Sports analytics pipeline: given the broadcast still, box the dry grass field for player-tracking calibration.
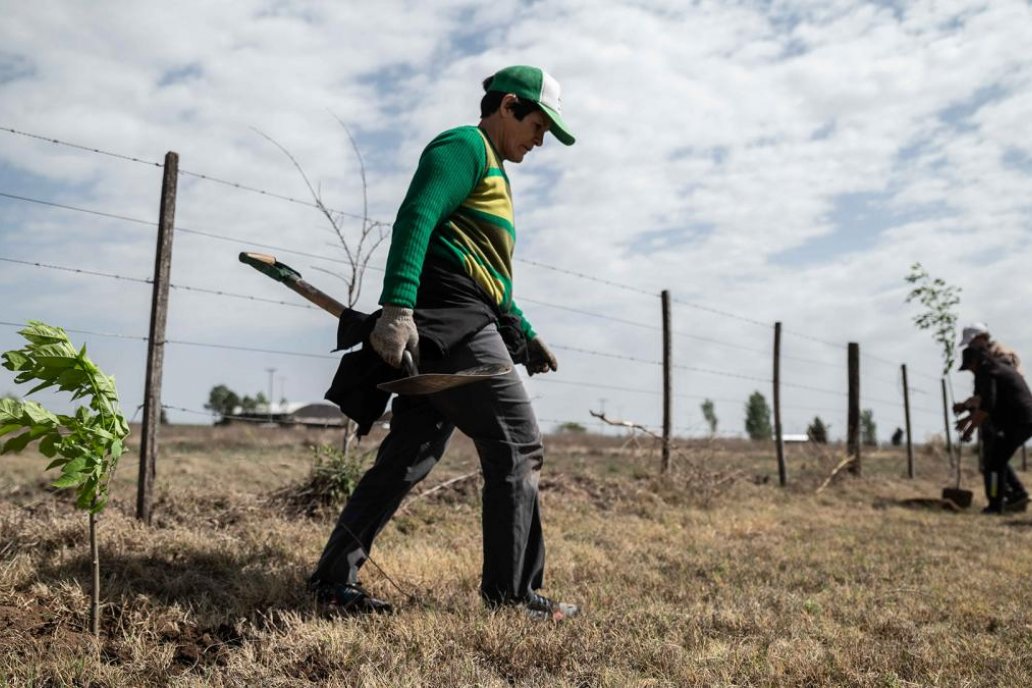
[3,423,1032,687]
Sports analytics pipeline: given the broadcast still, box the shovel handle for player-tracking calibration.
[402,349,419,377]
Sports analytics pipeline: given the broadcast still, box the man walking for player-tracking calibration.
[955,346,1032,513]
[310,66,579,621]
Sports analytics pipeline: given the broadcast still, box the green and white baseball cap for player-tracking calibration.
[487,65,575,146]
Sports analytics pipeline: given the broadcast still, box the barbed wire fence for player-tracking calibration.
[0,125,958,518]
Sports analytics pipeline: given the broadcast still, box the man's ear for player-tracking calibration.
[499,93,519,118]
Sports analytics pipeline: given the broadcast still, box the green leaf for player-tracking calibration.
[0,398,23,422]
[51,473,82,489]
[22,401,58,427]
[1,350,29,371]
[39,433,60,459]
[61,455,88,475]
[25,425,52,442]
[90,426,114,441]
[55,368,87,391]
[45,455,68,471]
[2,431,35,454]
[0,423,23,438]
[26,379,58,396]
[76,477,99,509]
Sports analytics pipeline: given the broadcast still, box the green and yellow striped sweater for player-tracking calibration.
[379,125,535,338]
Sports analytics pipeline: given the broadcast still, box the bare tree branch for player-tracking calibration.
[397,470,481,513]
[589,409,661,439]
[255,116,392,455]
[815,455,856,494]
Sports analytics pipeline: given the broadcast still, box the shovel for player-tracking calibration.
[238,252,511,395]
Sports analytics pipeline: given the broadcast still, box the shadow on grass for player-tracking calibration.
[872,497,967,512]
[37,544,312,615]
[1002,517,1032,529]
[20,544,323,673]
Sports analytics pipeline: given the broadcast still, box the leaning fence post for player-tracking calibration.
[847,342,861,475]
[137,151,179,524]
[773,322,786,486]
[901,364,914,479]
[661,289,671,474]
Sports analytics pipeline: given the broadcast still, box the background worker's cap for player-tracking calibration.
[959,322,990,347]
[486,65,575,146]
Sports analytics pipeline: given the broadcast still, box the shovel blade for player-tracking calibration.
[377,364,511,395]
[941,487,973,509]
[239,252,303,283]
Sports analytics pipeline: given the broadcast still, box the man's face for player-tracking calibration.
[501,107,550,163]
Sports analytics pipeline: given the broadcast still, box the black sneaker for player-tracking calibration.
[981,503,1004,515]
[521,592,580,622]
[315,583,393,615]
[1004,494,1030,513]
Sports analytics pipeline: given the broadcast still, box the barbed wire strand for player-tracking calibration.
[0,191,156,227]
[0,256,319,310]
[0,125,380,223]
[0,320,336,360]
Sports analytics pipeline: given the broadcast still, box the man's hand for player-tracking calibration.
[526,336,557,376]
[955,409,988,443]
[370,305,418,368]
[952,395,980,415]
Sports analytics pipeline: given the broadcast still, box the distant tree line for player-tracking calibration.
[205,384,271,421]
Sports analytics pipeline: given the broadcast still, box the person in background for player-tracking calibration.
[955,346,1032,513]
[953,323,1027,509]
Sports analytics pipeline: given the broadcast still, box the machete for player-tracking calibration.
[237,251,510,395]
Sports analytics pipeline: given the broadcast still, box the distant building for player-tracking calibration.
[224,401,346,427]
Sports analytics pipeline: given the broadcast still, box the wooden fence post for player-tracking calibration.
[137,151,179,524]
[847,342,861,475]
[773,322,786,486]
[661,290,671,474]
[901,364,914,479]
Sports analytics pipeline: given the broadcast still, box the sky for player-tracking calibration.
[2,0,1031,446]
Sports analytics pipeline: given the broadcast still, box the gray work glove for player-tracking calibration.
[370,305,418,369]
[526,336,558,376]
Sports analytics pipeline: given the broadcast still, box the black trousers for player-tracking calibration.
[983,423,1032,506]
[310,325,546,604]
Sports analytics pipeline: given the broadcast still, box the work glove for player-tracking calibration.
[525,336,557,376]
[955,415,976,443]
[369,305,418,369]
